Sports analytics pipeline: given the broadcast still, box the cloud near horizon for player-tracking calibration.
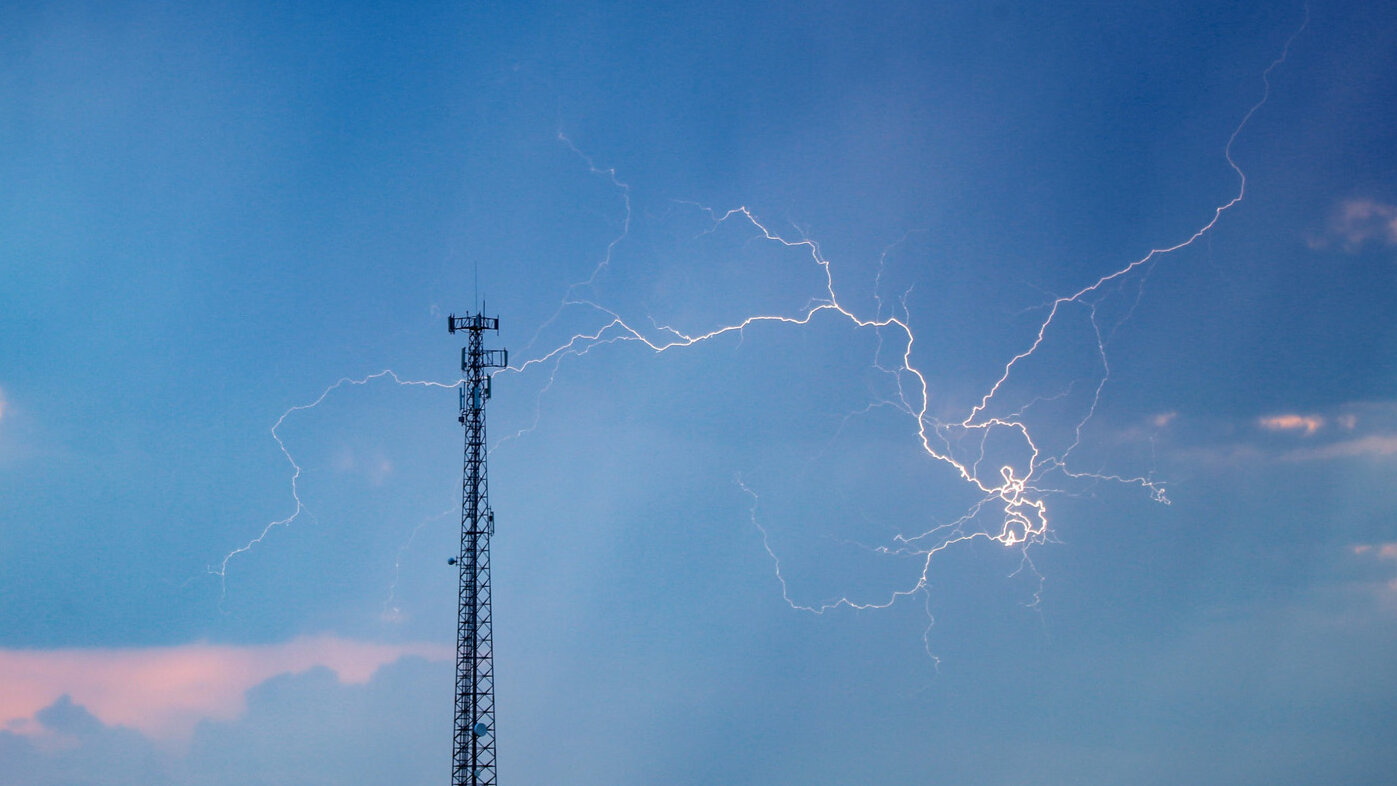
[0,635,450,741]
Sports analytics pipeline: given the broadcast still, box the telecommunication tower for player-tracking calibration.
[447,312,507,786]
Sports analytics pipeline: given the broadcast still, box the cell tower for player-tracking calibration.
[447,312,507,786]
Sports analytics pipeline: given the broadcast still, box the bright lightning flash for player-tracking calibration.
[214,14,1304,638]
[501,20,1305,619]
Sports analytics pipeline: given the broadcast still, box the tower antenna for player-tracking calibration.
[446,311,508,785]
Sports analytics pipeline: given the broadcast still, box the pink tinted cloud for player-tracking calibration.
[1352,543,1397,558]
[0,635,450,740]
[1259,413,1325,436]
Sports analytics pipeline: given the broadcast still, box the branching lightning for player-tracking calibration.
[211,371,462,600]
[494,17,1307,620]
[213,12,1306,642]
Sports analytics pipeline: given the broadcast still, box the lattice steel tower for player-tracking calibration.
[448,312,507,786]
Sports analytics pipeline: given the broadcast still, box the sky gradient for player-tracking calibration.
[3,1,1396,784]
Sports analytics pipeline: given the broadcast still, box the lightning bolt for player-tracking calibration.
[494,12,1307,623]
[214,10,1307,644]
[211,370,461,602]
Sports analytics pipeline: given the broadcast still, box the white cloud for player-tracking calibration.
[332,448,395,486]
[1310,198,1397,252]
[1151,411,1178,429]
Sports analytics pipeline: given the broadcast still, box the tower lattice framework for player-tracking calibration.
[448,312,507,786]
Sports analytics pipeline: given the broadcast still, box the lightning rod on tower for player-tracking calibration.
[448,312,507,786]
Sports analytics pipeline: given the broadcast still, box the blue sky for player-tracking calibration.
[2,1,1396,783]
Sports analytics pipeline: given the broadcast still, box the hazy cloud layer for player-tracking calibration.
[0,657,451,786]
[0,636,449,740]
